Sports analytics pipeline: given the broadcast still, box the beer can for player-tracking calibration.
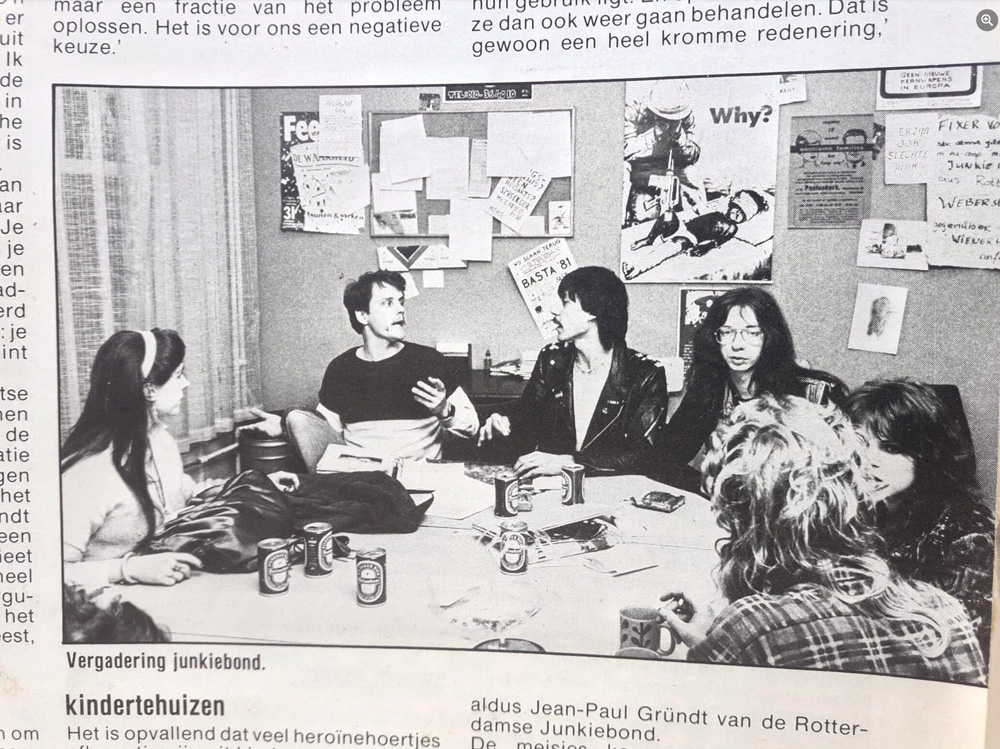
[258,538,290,596]
[499,520,529,575]
[303,522,334,578]
[356,548,387,607]
[494,471,520,517]
[561,463,585,505]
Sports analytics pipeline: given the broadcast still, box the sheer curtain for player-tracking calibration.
[55,88,261,448]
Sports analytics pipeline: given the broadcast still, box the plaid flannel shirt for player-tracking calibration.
[689,569,986,686]
[881,500,995,661]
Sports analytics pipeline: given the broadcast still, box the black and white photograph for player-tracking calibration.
[848,282,908,355]
[55,71,996,689]
[856,219,929,271]
[619,76,778,284]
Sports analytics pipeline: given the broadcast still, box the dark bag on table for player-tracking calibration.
[285,471,434,534]
[135,469,428,573]
[135,469,301,574]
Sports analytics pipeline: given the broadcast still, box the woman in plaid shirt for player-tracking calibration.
[660,395,986,685]
[845,379,995,662]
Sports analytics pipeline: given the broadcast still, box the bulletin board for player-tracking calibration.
[368,109,575,238]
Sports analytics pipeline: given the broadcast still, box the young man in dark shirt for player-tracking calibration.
[251,270,478,468]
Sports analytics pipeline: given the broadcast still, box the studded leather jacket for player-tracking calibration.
[501,341,668,475]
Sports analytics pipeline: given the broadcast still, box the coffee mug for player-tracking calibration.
[615,646,661,660]
[619,605,675,656]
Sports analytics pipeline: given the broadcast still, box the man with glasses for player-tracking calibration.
[653,287,847,494]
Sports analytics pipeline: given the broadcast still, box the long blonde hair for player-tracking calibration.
[701,395,951,656]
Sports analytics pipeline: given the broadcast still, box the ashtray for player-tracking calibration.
[474,638,545,652]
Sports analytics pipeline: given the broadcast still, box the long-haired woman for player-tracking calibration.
[845,379,995,658]
[660,395,985,684]
[654,287,846,492]
[62,329,203,588]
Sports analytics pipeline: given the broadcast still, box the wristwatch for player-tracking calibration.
[440,402,456,421]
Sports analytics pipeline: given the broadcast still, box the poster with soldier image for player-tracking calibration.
[620,77,780,284]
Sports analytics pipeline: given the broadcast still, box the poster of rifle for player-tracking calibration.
[620,77,779,284]
[280,111,368,234]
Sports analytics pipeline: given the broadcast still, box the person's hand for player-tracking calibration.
[268,471,300,492]
[513,451,573,480]
[123,553,202,586]
[477,413,511,445]
[241,407,283,438]
[412,377,448,418]
[658,592,715,649]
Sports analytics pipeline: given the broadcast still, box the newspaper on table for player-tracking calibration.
[11,3,1000,749]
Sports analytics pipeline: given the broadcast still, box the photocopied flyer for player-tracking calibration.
[508,238,578,339]
[788,113,878,228]
[7,3,1000,749]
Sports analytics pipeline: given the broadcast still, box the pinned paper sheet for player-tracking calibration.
[377,245,431,272]
[776,74,807,104]
[377,244,468,272]
[926,113,1000,269]
[428,215,450,235]
[372,172,418,214]
[379,174,424,191]
[318,94,363,160]
[487,171,550,232]
[486,112,534,176]
[468,138,491,198]
[856,220,929,271]
[486,112,572,178]
[381,115,431,183]
[401,271,419,299]
[289,142,369,234]
[877,66,982,111]
[548,201,572,236]
[508,238,578,339]
[848,283,907,355]
[884,113,936,185]
[449,198,493,261]
[434,244,469,269]
[499,216,546,237]
[425,137,471,200]
[527,111,573,178]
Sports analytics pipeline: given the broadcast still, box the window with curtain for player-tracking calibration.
[55,87,261,449]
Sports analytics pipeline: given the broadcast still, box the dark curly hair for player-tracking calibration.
[63,585,169,644]
[844,378,981,510]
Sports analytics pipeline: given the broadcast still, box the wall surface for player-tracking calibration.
[251,69,999,497]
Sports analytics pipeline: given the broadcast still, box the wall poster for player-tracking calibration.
[620,76,779,284]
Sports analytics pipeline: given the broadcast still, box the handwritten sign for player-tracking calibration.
[926,114,1000,270]
[487,171,550,232]
[884,113,936,185]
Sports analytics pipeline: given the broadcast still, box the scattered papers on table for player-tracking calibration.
[404,461,494,520]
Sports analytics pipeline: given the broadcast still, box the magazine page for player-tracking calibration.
[3,2,1000,748]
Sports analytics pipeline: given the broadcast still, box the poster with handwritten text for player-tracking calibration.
[926,113,1000,270]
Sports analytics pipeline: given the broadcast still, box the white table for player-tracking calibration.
[117,475,723,657]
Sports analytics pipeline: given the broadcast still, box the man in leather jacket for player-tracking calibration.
[479,266,668,478]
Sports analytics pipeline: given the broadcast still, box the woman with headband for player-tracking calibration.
[61,329,204,588]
